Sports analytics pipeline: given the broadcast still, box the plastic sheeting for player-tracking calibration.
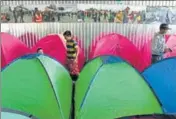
[1,32,30,68]
[142,58,176,113]
[90,33,144,71]
[32,34,85,70]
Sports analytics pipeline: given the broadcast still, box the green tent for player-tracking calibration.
[75,56,163,119]
[2,54,72,119]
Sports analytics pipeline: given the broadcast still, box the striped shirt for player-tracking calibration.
[66,39,77,59]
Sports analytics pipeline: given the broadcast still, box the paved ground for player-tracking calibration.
[3,12,176,24]
[3,13,78,23]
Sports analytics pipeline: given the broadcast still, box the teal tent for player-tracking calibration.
[1,108,38,119]
[75,56,163,119]
[2,54,72,119]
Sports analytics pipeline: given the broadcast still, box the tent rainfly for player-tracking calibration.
[2,54,72,119]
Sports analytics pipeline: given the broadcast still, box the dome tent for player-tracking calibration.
[89,33,144,71]
[142,57,176,114]
[2,54,72,119]
[1,32,30,68]
[89,32,109,59]
[75,56,164,119]
[32,34,66,65]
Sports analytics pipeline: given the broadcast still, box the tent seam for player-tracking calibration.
[37,57,65,119]
[79,64,104,110]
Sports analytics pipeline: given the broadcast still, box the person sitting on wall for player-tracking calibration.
[37,48,44,54]
[63,30,79,81]
[151,23,172,64]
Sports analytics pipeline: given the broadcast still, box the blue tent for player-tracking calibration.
[142,57,176,114]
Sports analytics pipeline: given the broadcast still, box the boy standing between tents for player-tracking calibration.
[63,30,79,81]
[63,30,79,118]
[151,23,172,63]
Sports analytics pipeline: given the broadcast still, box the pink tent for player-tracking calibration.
[32,34,85,70]
[129,33,152,50]
[165,34,171,42]
[128,33,153,70]
[91,33,143,71]
[140,40,152,70]
[1,32,30,68]
[165,35,176,58]
[18,32,40,48]
[89,32,111,59]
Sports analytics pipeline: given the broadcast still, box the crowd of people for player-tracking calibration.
[78,7,145,23]
[1,5,77,23]
[2,4,175,24]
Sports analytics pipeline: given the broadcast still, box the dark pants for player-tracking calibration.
[152,55,163,64]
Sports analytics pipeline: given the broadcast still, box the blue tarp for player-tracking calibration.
[142,58,176,114]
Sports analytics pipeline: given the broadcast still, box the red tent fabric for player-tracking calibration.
[91,33,143,71]
[18,32,40,48]
[89,32,111,59]
[165,34,171,42]
[165,35,176,58]
[32,34,85,70]
[1,32,30,68]
[129,33,152,50]
[140,40,152,70]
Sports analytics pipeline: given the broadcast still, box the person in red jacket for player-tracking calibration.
[34,10,43,23]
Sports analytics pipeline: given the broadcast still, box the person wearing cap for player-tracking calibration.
[151,23,172,63]
[63,30,79,81]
